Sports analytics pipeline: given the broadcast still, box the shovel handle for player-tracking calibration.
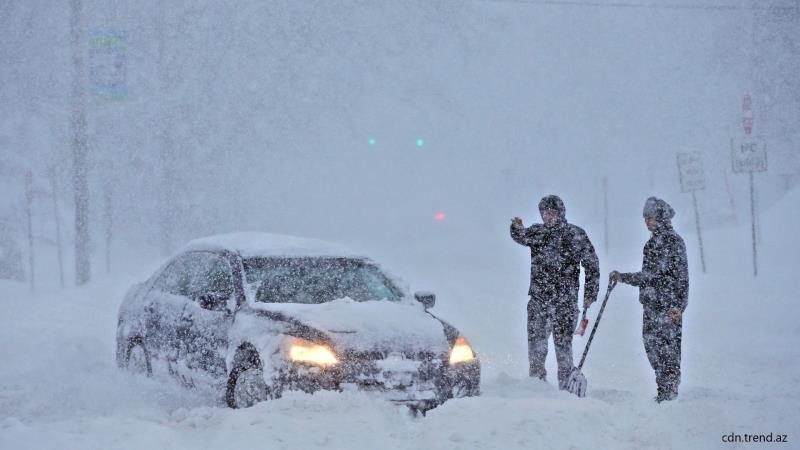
[576,278,617,371]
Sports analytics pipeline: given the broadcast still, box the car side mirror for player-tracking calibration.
[198,292,229,312]
[414,291,436,310]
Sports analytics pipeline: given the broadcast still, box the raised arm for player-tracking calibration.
[510,219,535,246]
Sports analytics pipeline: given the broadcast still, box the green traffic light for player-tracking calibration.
[369,138,376,145]
[416,138,424,147]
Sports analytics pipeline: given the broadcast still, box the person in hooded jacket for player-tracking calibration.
[511,195,599,388]
[612,197,688,402]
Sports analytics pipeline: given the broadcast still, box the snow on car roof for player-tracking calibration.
[184,232,369,259]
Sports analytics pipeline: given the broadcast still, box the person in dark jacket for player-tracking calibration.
[611,197,688,403]
[511,195,599,388]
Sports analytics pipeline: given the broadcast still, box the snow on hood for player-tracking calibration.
[248,298,450,354]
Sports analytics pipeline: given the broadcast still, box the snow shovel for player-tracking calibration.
[565,278,617,397]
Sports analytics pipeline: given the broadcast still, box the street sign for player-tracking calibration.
[731,136,767,173]
[677,152,707,272]
[677,152,705,192]
[742,93,754,135]
[89,30,127,101]
[733,94,765,277]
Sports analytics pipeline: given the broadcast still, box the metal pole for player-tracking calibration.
[691,190,706,273]
[50,168,65,288]
[24,171,35,292]
[754,183,761,244]
[723,167,737,224]
[750,171,758,276]
[70,0,91,285]
[157,10,175,256]
[602,177,608,255]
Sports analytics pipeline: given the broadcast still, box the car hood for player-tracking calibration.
[248,297,451,354]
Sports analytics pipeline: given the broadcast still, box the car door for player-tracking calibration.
[143,253,195,377]
[173,251,237,389]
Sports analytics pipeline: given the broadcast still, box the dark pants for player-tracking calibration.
[642,307,682,396]
[527,296,578,388]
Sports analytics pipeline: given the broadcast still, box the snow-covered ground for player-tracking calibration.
[1,191,798,450]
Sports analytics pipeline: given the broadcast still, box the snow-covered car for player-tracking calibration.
[116,232,480,411]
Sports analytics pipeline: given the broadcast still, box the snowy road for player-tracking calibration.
[2,249,797,449]
[2,194,799,450]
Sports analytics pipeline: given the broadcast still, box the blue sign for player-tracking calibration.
[89,30,127,101]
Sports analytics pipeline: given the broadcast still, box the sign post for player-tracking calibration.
[677,152,707,273]
[731,94,767,277]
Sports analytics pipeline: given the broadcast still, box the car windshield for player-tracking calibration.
[243,257,402,304]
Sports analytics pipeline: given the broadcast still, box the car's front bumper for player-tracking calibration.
[277,353,480,409]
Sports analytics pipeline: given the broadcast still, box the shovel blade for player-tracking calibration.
[565,367,587,397]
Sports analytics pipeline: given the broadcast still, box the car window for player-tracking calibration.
[187,252,234,311]
[152,252,234,311]
[152,255,192,297]
[244,257,401,304]
[358,267,397,301]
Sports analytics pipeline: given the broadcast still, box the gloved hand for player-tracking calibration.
[668,307,682,323]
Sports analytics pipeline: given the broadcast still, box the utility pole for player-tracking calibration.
[157,8,175,256]
[70,0,91,285]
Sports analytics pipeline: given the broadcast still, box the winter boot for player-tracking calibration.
[529,366,546,381]
[655,387,677,403]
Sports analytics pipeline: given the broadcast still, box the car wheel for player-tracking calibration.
[226,347,280,408]
[126,338,152,377]
[227,366,270,408]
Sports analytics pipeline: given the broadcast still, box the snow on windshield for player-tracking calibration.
[242,257,401,304]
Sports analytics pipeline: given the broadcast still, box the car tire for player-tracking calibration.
[125,337,152,377]
[226,348,278,408]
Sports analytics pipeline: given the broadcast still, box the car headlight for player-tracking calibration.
[449,336,476,364]
[288,338,339,366]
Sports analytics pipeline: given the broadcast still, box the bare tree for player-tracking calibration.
[50,167,65,287]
